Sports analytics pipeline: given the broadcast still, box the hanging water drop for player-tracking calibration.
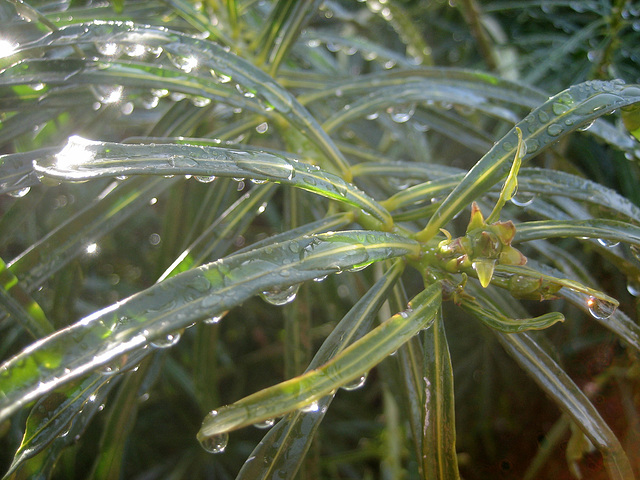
[577,120,595,131]
[387,103,416,123]
[204,313,224,325]
[341,372,368,391]
[151,332,181,349]
[472,258,496,288]
[627,280,640,297]
[256,122,268,134]
[597,238,620,248]
[199,432,229,454]
[260,284,301,306]
[253,418,275,429]
[510,192,535,207]
[300,400,319,413]
[8,187,30,198]
[586,296,617,320]
[195,175,216,183]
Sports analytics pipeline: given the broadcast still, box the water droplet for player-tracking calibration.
[313,275,328,282]
[552,102,571,115]
[235,155,294,181]
[200,432,229,454]
[253,418,275,429]
[586,296,617,320]
[511,192,535,207]
[8,187,30,198]
[547,124,563,136]
[341,373,368,391]
[94,85,124,104]
[204,313,224,324]
[169,54,198,73]
[538,111,550,123]
[597,238,619,248]
[121,102,134,115]
[260,284,300,306]
[525,138,539,153]
[472,258,496,288]
[95,42,121,56]
[195,175,216,183]
[192,96,211,107]
[124,44,146,57]
[151,332,181,349]
[387,103,416,123]
[627,279,640,297]
[365,111,380,120]
[256,122,268,134]
[300,400,319,413]
[577,120,595,131]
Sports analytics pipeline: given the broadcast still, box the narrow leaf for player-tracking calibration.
[422,310,460,479]
[0,230,419,422]
[497,332,634,480]
[197,281,442,439]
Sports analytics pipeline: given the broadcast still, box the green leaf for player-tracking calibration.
[421,310,460,479]
[515,219,640,247]
[417,80,640,241]
[237,261,405,480]
[197,280,441,440]
[4,374,115,478]
[10,21,352,178]
[0,257,52,338]
[0,230,419,423]
[497,332,634,480]
[30,138,392,229]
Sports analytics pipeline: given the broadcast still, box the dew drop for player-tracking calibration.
[94,85,124,104]
[300,400,319,413]
[547,124,563,136]
[260,284,300,306]
[538,111,550,123]
[8,187,30,198]
[597,238,620,248]
[627,280,640,297]
[472,258,496,288]
[169,54,198,73]
[586,296,617,320]
[255,122,268,134]
[200,432,229,454]
[365,111,380,120]
[192,96,211,107]
[124,44,146,57]
[341,372,368,391]
[95,42,121,56]
[253,418,275,429]
[195,175,216,183]
[552,102,571,115]
[387,103,415,123]
[151,332,181,349]
[510,192,535,207]
[577,120,595,131]
[525,138,539,153]
[204,314,224,324]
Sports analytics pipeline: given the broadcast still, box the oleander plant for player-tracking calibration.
[1,0,640,478]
